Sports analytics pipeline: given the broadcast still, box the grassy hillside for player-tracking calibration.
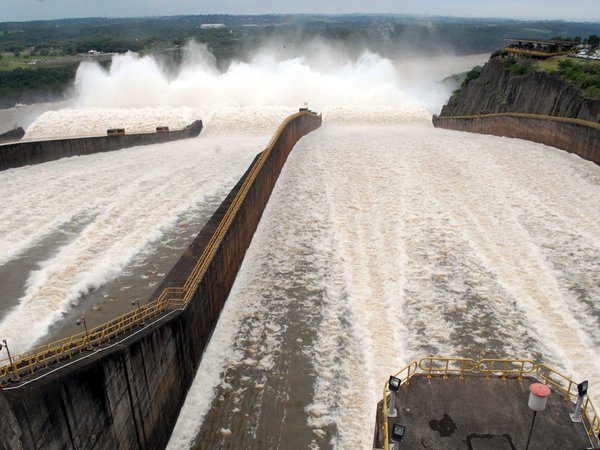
[505,56,600,98]
[0,15,598,105]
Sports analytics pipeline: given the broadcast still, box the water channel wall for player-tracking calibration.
[433,114,600,165]
[0,120,203,172]
[0,111,322,450]
[0,126,25,143]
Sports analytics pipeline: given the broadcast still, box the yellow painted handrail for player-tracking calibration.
[382,357,599,450]
[478,358,536,380]
[180,111,318,299]
[0,111,321,385]
[419,356,477,379]
[435,112,600,129]
[504,47,567,58]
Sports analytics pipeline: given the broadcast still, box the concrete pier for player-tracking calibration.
[0,120,203,171]
[375,375,592,449]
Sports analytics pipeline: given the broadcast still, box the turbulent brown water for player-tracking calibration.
[0,107,296,352]
[3,49,596,450]
[169,121,600,449]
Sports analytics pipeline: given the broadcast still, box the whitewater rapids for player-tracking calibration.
[0,106,298,353]
[169,122,600,449]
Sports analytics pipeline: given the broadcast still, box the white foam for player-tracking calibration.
[70,45,424,113]
[0,135,269,353]
[24,107,203,139]
[170,125,600,449]
[23,41,461,140]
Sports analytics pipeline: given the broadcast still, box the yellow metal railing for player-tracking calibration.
[419,356,477,379]
[435,112,600,129]
[0,287,184,382]
[478,358,536,380]
[504,47,567,58]
[382,357,600,450]
[0,110,321,386]
[536,364,600,434]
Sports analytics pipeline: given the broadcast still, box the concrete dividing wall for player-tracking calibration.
[0,126,25,143]
[433,114,600,165]
[0,111,321,450]
[0,120,203,171]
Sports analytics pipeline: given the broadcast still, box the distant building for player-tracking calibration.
[200,23,226,29]
[504,38,577,58]
[87,49,103,56]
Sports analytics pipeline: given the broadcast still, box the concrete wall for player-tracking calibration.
[0,126,25,144]
[433,114,600,165]
[0,111,321,450]
[0,121,203,172]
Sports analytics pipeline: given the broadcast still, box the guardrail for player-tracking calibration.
[0,110,321,386]
[0,123,200,146]
[434,112,600,130]
[504,47,567,58]
[382,357,599,450]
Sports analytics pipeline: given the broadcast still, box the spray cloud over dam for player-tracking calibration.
[1,41,476,355]
[26,40,481,138]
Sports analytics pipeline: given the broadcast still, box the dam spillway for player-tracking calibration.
[171,122,600,449]
[0,110,322,450]
[0,109,598,449]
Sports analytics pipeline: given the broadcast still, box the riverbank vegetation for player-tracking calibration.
[555,59,600,98]
[0,15,598,106]
[502,56,600,98]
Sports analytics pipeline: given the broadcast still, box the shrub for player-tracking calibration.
[490,49,507,58]
[463,65,482,86]
[504,57,536,76]
[557,59,600,98]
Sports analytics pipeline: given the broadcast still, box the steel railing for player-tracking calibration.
[382,357,600,450]
[504,47,568,58]
[434,112,600,129]
[0,110,321,386]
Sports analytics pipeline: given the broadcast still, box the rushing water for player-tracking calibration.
[0,48,597,449]
[168,120,600,449]
[0,106,296,353]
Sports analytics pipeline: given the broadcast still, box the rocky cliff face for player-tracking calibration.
[441,58,600,123]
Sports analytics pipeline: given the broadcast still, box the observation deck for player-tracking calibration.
[374,357,599,450]
[503,38,577,59]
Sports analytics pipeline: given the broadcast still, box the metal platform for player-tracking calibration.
[374,358,599,450]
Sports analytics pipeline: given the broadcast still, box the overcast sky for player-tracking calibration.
[1,0,599,22]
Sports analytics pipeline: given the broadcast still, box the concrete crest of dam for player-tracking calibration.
[0,120,203,171]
